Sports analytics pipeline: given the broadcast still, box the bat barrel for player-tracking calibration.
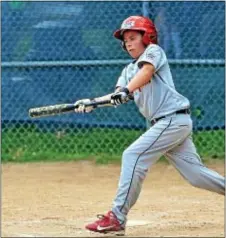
[28,99,114,118]
[28,104,76,118]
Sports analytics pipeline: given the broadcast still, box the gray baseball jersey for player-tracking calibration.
[116,44,190,120]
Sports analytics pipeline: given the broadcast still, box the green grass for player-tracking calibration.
[192,130,225,159]
[1,124,225,164]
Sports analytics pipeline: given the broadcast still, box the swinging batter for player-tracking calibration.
[74,16,225,236]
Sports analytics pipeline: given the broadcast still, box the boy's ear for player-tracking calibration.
[121,42,127,51]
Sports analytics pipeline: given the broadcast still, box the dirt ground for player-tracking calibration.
[2,160,225,237]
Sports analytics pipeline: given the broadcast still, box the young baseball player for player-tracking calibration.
[75,16,225,235]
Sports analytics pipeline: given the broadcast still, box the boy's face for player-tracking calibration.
[123,30,146,59]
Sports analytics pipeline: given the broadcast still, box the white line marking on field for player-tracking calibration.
[3,220,42,225]
[3,219,82,226]
[17,234,37,237]
[127,220,152,226]
[8,233,44,237]
[4,218,152,226]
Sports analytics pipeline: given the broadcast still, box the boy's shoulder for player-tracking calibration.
[125,45,165,69]
[145,44,164,53]
[142,44,167,62]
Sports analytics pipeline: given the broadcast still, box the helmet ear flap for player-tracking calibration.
[142,33,150,45]
[143,32,158,45]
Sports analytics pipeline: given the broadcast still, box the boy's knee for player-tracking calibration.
[187,177,200,188]
[121,149,134,168]
[122,148,148,173]
[185,168,202,188]
[122,148,137,160]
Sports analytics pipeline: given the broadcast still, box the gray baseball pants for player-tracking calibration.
[112,113,225,225]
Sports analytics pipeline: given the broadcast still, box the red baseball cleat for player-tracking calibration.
[85,211,125,236]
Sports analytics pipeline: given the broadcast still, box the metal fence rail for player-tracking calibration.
[2,59,225,68]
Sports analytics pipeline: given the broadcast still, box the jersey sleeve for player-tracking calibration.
[137,45,166,72]
[115,66,127,88]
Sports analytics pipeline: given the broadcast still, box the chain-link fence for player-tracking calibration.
[1,1,225,162]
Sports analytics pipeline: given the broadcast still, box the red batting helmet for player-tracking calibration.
[114,16,158,46]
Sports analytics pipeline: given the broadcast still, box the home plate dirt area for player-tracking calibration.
[2,160,225,237]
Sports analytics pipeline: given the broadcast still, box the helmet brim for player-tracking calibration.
[113,28,147,41]
[113,29,124,40]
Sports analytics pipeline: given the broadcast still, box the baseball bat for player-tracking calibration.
[28,100,111,118]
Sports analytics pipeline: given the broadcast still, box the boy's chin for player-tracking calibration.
[128,52,138,59]
[129,53,140,59]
